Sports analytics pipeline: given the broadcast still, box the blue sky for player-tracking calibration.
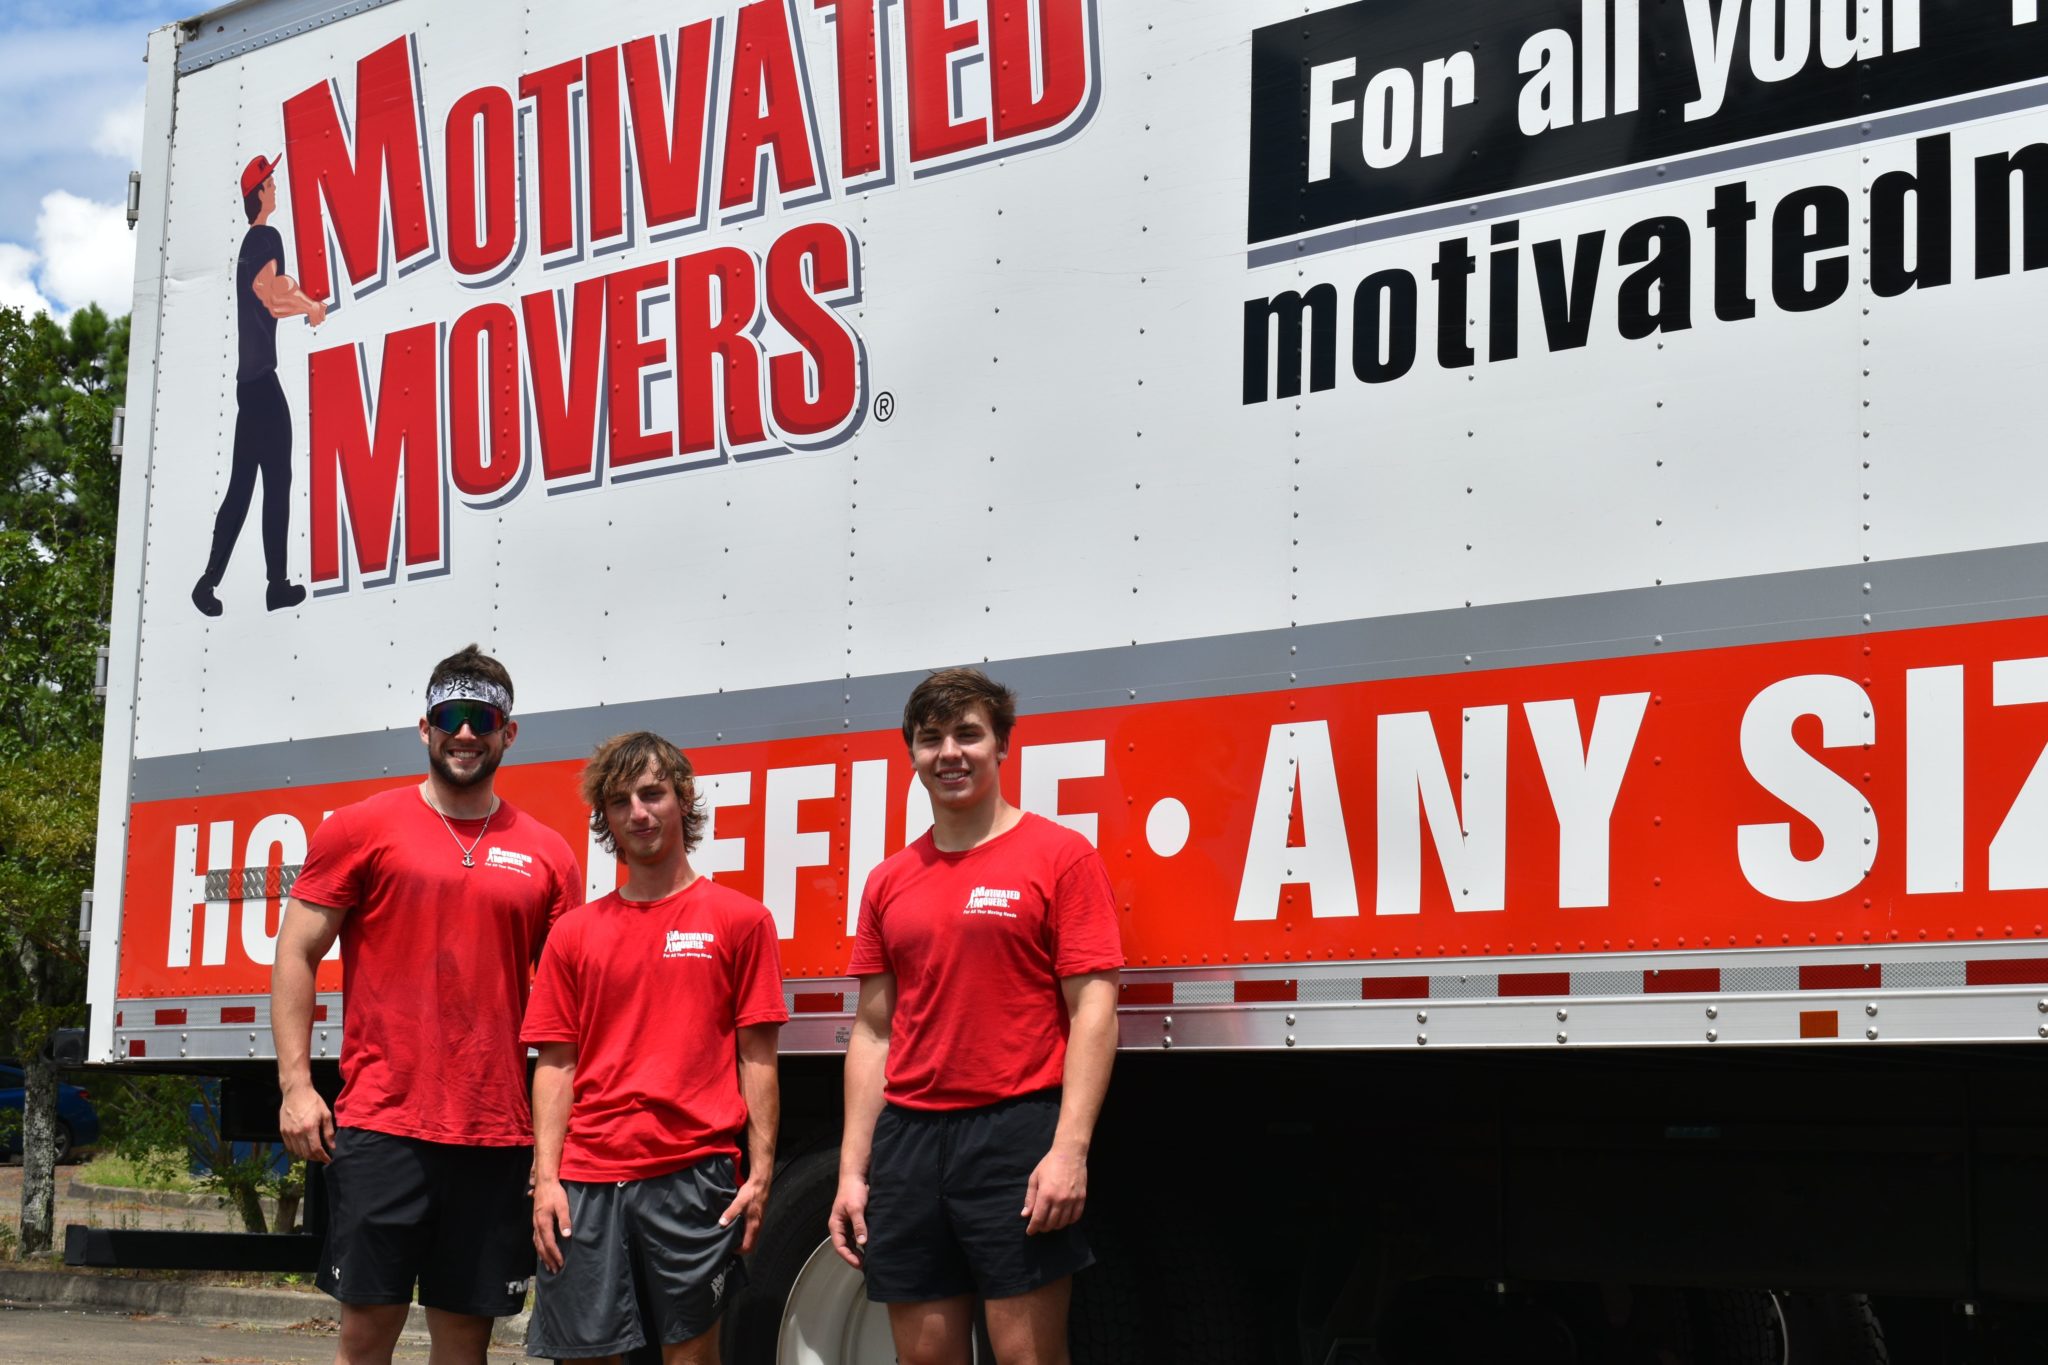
[0,0,194,317]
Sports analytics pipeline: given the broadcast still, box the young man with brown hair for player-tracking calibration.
[523,731,787,1365]
[273,644,583,1365]
[830,668,1123,1365]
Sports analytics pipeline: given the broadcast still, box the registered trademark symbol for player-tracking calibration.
[874,392,895,422]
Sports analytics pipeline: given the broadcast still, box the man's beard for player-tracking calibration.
[429,744,502,789]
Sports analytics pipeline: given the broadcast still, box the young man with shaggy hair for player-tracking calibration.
[831,668,1123,1365]
[523,731,787,1364]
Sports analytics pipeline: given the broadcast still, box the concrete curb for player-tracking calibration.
[0,1267,530,1347]
[64,1180,230,1211]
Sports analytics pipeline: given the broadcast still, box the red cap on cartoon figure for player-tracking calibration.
[240,153,282,196]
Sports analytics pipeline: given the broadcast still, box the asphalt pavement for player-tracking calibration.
[0,1302,529,1363]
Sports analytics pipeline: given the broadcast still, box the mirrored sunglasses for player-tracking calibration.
[427,699,507,736]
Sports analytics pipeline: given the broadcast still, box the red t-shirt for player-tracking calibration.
[848,813,1122,1111]
[291,786,582,1146]
[521,878,789,1182]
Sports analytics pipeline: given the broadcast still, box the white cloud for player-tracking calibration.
[0,242,55,316]
[90,93,145,163]
[35,190,134,315]
[0,190,135,320]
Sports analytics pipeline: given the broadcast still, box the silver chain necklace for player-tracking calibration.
[429,795,497,868]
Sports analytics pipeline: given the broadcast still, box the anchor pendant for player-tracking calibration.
[462,853,475,868]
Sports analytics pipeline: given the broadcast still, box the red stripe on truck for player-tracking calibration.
[1361,976,1431,1000]
[220,1006,256,1023]
[1800,964,1880,990]
[792,992,844,1014]
[1499,971,1570,997]
[1644,969,1720,994]
[1119,982,1173,1006]
[1234,979,1297,1003]
[1966,958,2048,986]
[154,1008,187,1025]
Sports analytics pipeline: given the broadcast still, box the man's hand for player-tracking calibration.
[278,1082,334,1164]
[307,299,327,326]
[720,1175,772,1255]
[532,1177,573,1273]
[828,1173,870,1268]
[1022,1143,1087,1235]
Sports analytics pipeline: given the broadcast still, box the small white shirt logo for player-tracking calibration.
[484,847,533,876]
[664,929,715,959]
[963,886,1022,918]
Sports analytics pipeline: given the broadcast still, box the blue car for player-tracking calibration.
[0,1063,101,1165]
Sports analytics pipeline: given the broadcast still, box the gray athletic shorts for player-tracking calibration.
[525,1154,749,1358]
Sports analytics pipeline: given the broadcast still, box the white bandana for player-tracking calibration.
[426,674,512,714]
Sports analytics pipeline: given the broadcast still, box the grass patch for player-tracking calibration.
[75,1150,199,1193]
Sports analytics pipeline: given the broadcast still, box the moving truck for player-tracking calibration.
[83,0,2048,1358]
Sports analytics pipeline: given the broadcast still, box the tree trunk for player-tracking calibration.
[227,1181,267,1234]
[18,1053,57,1257]
[273,1187,301,1234]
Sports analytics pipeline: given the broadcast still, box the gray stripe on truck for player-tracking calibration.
[126,539,2048,802]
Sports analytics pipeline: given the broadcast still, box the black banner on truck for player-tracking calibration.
[1246,0,2048,248]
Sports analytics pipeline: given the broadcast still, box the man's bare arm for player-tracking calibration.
[270,897,347,1162]
[1023,970,1119,1234]
[828,972,895,1267]
[722,1023,782,1254]
[531,1042,576,1273]
[251,259,326,324]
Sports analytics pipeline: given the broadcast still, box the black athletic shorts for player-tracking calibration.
[862,1088,1093,1303]
[316,1126,534,1317]
[525,1154,748,1358]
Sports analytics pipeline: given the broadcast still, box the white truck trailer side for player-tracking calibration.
[86,0,2048,1359]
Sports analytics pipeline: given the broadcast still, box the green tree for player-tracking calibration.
[0,302,126,1256]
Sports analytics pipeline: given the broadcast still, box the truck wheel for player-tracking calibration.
[1777,1292,1888,1365]
[724,1148,986,1365]
[1686,1289,1786,1365]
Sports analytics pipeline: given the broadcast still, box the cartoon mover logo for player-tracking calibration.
[190,0,1101,612]
[190,152,326,616]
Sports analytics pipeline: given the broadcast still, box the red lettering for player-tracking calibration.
[282,36,435,302]
[308,325,442,584]
[445,86,519,278]
[904,0,986,162]
[719,0,823,212]
[522,279,609,483]
[448,304,523,500]
[765,224,860,440]
[607,262,675,468]
[585,47,627,245]
[676,246,768,456]
[624,26,716,233]
[816,0,884,181]
[519,57,584,257]
[990,0,1090,140]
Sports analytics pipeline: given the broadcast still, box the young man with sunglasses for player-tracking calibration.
[522,731,787,1364]
[830,668,1122,1365]
[272,644,583,1365]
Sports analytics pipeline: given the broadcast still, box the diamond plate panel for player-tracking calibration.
[1173,980,1232,1004]
[203,865,302,902]
[1568,970,1643,996]
[1429,974,1498,1000]
[1724,965,1799,993]
[1882,960,1968,989]
[1297,977,1363,1004]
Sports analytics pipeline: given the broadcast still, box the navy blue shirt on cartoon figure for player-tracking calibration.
[192,152,327,617]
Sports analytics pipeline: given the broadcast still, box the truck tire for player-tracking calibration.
[725,1154,1250,1365]
[1777,1292,1888,1365]
[725,1147,897,1365]
[1686,1289,1785,1365]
